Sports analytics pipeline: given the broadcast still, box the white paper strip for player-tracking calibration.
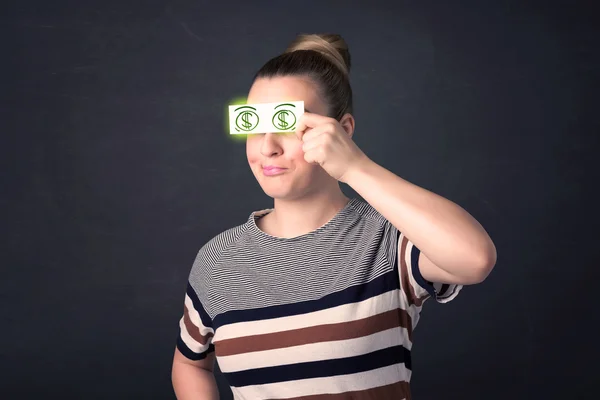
[228,101,304,134]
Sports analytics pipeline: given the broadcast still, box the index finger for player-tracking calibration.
[295,112,331,140]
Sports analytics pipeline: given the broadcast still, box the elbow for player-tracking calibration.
[468,244,497,284]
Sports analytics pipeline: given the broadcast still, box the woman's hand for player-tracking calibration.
[296,112,369,183]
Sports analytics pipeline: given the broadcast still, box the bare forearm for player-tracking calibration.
[345,157,496,274]
[172,362,219,400]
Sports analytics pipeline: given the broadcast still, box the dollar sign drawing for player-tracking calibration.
[241,111,253,130]
[277,111,289,129]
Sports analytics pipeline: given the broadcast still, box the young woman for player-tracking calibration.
[171,33,496,400]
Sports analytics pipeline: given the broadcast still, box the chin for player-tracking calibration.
[256,179,308,201]
[260,184,298,200]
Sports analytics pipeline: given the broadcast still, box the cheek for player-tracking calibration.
[288,142,307,165]
[288,143,324,179]
[246,139,260,164]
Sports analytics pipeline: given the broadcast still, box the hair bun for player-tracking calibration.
[284,33,351,76]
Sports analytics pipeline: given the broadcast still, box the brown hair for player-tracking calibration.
[253,33,353,121]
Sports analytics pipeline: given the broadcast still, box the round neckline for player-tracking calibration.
[249,198,359,242]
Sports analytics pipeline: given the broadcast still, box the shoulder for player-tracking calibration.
[346,197,394,229]
[344,198,399,261]
[188,219,251,281]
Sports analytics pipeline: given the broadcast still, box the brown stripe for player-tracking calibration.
[216,308,412,357]
[183,303,213,345]
[399,235,429,307]
[266,380,411,400]
[397,307,413,342]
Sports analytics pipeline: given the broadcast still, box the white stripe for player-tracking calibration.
[218,326,411,373]
[215,290,401,341]
[437,284,463,303]
[179,317,209,353]
[401,235,430,300]
[184,294,206,329]
[395,291,423,332]
[231,364,411,399]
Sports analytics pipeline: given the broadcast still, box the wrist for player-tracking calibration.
[341,154,374,185]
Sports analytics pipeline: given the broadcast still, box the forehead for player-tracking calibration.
[247,76,325,113]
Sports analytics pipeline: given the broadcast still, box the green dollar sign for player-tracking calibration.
[234,106,259,132]
[271,108,296,131]
[277,111,289,129]
[241,112,253,129]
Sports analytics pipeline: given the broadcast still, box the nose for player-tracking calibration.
[259,133,283,157]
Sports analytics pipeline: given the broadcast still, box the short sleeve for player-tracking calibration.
[395,230,463,306]
[176,282,215,361]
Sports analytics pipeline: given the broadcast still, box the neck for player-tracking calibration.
[268,186,350,238]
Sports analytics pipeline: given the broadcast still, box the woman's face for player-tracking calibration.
[246,75,333,201]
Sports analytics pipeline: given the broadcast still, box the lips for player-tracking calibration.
[262,165,287,176]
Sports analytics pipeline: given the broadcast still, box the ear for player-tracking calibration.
[339,113,356,138]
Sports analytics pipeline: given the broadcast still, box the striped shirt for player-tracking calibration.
[177,198,462,399]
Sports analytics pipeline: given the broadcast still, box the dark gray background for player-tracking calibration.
[3,0,598,399]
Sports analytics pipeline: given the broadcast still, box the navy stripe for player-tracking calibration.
[439,284,450,296]
[439,284,458,299]
[213,270,399,328]
[410,244,437,299]
[393,229,402,275]
[176,335,215,361]
[187,282,213,329]
[224,345,412,387]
